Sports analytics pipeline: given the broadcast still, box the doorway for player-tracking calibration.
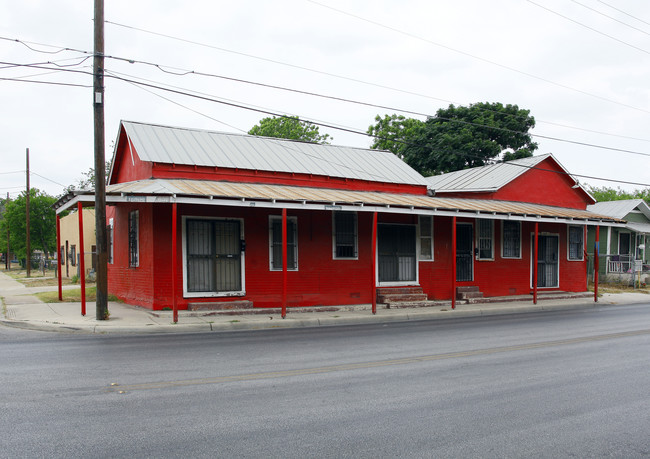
[378,224,417,283]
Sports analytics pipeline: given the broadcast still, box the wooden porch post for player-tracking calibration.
[282,208,287,319]
[56,214,62,301]
[451,216,457,310]
[77,202,86,316]
[533,222,539,304]
[172,202,178,323]
[594,225,600,303]
[371,211,378,315]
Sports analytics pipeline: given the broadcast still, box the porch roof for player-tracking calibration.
[55,178,624,226]
[626,221,650,234]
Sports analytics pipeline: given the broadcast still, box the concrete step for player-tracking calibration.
[377,293,428,303]
[384,300,449,309]
[457,291,484,300]
[188,300,254,311]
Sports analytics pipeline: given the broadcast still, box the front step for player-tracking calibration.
[188,300,254,311]
[457,286,484,300]
[377,286,437,309]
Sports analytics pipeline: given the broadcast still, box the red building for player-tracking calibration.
[54,121,621,313]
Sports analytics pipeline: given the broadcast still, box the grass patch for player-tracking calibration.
[35,286,118,303]
[2,269,76,287]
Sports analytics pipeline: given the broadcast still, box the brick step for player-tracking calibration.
[188,300,254,311]
[378,293,429,303]
[456,286,481,294]
[385,300,448,309]
[376,286,424,296]
[457,291,484,300]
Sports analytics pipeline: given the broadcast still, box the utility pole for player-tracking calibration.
[94,0,108,320]
[25,148,31,278]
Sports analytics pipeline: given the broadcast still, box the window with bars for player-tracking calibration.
[107,221,113,264]
[70,245,77,266]
[568,226,584,261]
[333,212,358,259]
[128,210,139,268]
[269,216,298,271]
[477,219,494,260]
[419,215,433,261]
[502,221,521,259]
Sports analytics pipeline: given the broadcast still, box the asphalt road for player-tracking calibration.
[1,303,649,458]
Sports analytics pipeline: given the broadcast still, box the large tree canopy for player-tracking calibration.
[587,186,650,203]
[368,102,537,176]
[0,189,57,260]
[249,116,332,144]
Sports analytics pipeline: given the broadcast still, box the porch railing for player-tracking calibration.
[606,255,649,273]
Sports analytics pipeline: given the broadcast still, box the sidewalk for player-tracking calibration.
[1,271,648,334]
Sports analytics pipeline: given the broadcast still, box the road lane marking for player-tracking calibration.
[108,328,650,392]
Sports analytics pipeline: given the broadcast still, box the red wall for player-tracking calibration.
[106,203,587,310]
[438,158,594,209]
[419,218,587,299]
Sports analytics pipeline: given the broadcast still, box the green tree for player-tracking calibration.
[0,189,57,261]
[588,186,650,203]
[248,116,332,144]
[369,102,537,176]
[366,114,424,158]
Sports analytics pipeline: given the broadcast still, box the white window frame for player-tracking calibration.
[269,215,298,271]
[128,210,139,268]
[418,215,434,261]
[181,216,246,298]
[501,220,521,259]
[332,211,358,260]
[567,225,584,261]
[476,219,494,260]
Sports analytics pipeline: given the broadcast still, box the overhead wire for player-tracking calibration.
[595,1,650,28]
[570,0,650,36]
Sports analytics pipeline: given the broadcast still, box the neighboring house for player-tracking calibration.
[58,208,96,278]
[586,199,650,282]
[53,121,622,311]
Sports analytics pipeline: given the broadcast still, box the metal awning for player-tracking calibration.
[54,178,625,226]
[625,222,650,234]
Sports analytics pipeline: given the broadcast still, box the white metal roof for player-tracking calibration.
[116,121,428,187]
[425,155,550,192]
[587,199,650,220]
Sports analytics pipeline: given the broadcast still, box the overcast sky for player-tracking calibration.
[2,0,649,198]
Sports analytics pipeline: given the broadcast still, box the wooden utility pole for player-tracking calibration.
[94,0,109,320]
[25,148,30,277]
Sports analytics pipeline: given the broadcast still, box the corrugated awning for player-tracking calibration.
[54,178,624,225]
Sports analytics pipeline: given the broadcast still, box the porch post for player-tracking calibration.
[172,202,178,323]
[282,208,287,319]
[451,216,456,310]
[56,214,62,301]
[594,225,600,303]
[371,211,378,315]
[77,202,86,316]
[533,222,539,304]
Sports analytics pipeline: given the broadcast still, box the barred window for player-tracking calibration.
[333,212,358,259]
[502,221,521,258]
[419,215,433,261]
[269,216,298,271]
[568,226,584,261]
[129,210,139,268]
[70,245,77,266]
[477,219,494,260]
[107,220,114,264]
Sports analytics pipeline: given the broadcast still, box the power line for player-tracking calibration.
[104,20,650,117]
[596,1,650,28]
[5,35,650,145]
[106,72,649,188]
[570,0,650,36]
[0,77,91,88]
[527,0,650,55]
